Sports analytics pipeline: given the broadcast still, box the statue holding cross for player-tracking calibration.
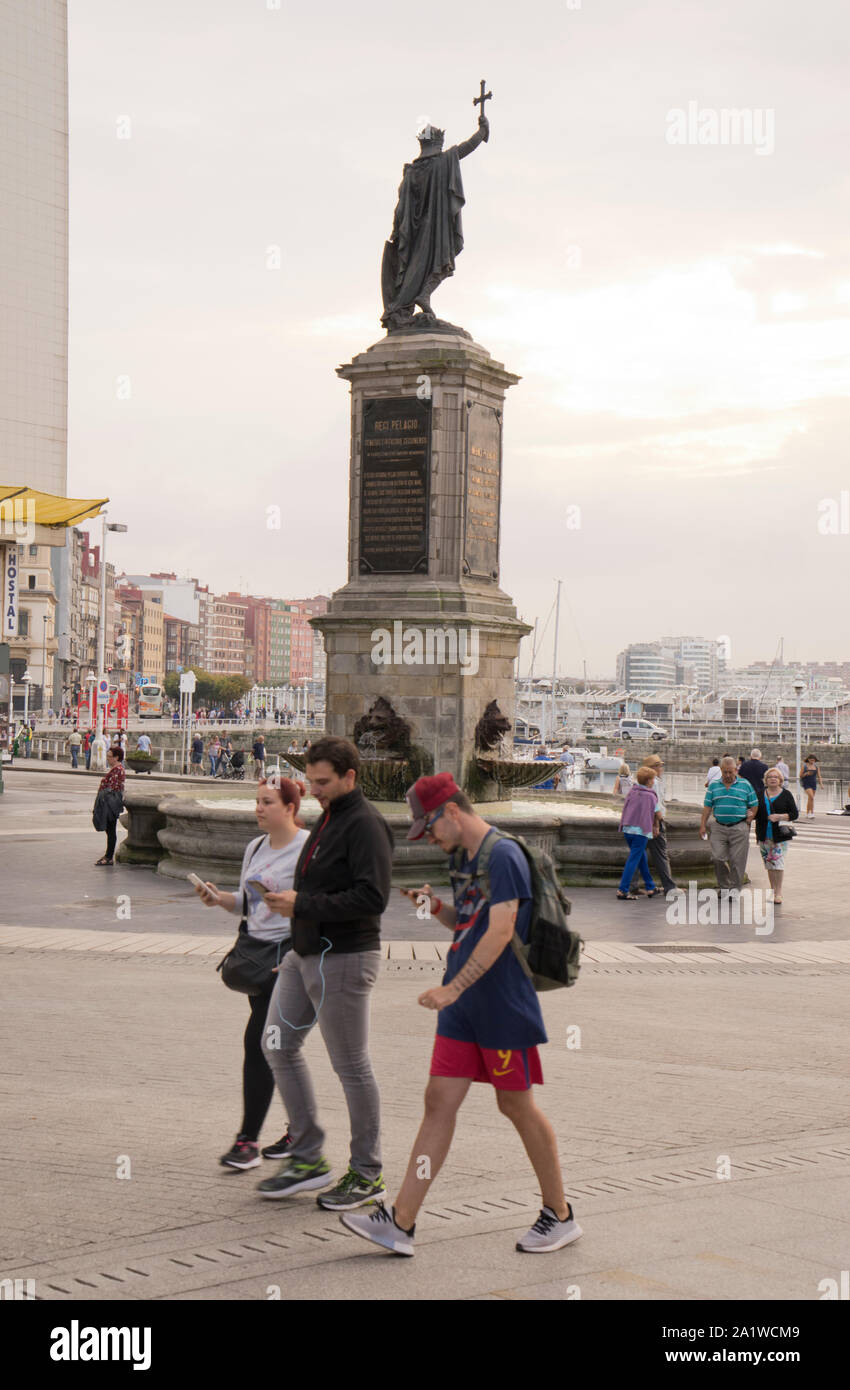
[380,81,492,332]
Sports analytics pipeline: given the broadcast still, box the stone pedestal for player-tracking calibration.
[312,332,531,794]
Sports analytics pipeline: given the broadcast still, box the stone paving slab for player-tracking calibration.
[4,924,850,970]
[1,947,848,1301]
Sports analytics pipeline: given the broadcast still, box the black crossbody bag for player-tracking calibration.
[216,840,289,995]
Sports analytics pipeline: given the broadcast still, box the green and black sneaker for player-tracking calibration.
[316,1166,387,1211]
[257,1156,334,1200]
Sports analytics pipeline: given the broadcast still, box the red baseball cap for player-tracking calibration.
[405,772,462,841]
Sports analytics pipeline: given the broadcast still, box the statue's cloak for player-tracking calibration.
[381,147,465,322]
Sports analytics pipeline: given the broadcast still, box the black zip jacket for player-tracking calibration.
[292,787,394,953]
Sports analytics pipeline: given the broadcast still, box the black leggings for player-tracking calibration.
[105,821,117,861]
[241,987,277,1141]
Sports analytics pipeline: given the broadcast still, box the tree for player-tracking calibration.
[215,675,253,706]
[162,668,250,709]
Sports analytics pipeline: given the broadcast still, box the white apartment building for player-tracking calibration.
[662,635,722,694]
[616,642,677,689]
[1,1,70,725]
[0,0,69,508]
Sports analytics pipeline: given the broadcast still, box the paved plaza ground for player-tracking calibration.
[2,767,849,1300]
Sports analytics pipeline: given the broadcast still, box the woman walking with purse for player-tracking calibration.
[93,745,125,866]
[193,777,310,1171]
[755,766,799,905]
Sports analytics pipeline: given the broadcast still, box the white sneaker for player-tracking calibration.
[516,1205,583,1253]
[339,1201,415,1256]
[807,812,815,819]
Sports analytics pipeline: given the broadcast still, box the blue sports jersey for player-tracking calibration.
[437,832,547,1049]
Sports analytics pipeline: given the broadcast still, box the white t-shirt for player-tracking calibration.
[706,766,722,784]
[233,830,310,942]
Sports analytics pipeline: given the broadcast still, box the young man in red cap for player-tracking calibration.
[340,772,581,1256]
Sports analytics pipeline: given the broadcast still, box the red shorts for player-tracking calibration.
[429,1035,543,1091]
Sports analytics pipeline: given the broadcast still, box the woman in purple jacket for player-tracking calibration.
[617,766,659,901]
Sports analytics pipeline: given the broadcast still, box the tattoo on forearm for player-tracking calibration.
[450,953,487,996]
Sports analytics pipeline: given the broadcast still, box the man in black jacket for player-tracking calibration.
[259,736,394,1209]
[738,747,770,798]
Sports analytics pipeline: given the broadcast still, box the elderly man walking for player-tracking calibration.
[699,755,759,891]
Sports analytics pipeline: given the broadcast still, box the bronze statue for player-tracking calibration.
[381,82,492,331]
[353,695,413,758]
[474,699,512,752]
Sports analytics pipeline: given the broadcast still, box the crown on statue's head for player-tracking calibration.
[417,121,445,146]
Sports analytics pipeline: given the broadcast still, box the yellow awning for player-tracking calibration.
[0,485,108,528]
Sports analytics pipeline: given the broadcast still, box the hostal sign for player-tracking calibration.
[2,546,18,639]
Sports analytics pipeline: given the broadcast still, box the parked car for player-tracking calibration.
[619,717,668,741]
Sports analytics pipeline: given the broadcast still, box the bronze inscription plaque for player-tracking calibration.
[360,396,431,573]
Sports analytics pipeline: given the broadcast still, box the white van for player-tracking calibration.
[619,717,668,741]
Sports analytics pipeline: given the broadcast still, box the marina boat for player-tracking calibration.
[584,752,625,772]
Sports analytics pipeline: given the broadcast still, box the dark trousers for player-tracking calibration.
[631,819,676,893]
[241,984,278,1141]
[105,820,117,861]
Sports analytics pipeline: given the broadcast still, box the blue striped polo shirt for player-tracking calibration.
[704,776,759,823]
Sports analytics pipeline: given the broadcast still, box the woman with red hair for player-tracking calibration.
[194,776,310,1170]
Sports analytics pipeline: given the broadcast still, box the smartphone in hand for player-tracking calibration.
[246,878,270,900]
[188,872,219,902]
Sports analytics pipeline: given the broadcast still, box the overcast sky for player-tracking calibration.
[67,0,850,676]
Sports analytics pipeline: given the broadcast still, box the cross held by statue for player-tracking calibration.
[474,79,492,119]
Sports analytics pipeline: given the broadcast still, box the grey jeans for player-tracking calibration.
[261,948,382,1180]
[708,820,750,889]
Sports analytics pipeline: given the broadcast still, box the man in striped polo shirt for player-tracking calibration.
[699,755,758,890]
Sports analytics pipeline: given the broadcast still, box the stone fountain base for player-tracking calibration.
[118,785,714,888]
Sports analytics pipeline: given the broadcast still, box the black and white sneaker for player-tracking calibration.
[256,1156,334,1198]
[339,1202,415,1256]
[516,1204,582,1252]
[261,1133,292,1160]
[220,1136,261,1170]
[316,1166,386,1210]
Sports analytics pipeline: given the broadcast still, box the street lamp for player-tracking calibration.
[86,672,97,731]
[793,678,805,806]
[42,614,49,715]
[91,518,127,772]
[21,669,33,728]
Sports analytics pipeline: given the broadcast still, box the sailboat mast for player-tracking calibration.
[551,580,562,739]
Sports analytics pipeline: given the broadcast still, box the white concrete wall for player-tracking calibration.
[0,1,68,498]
